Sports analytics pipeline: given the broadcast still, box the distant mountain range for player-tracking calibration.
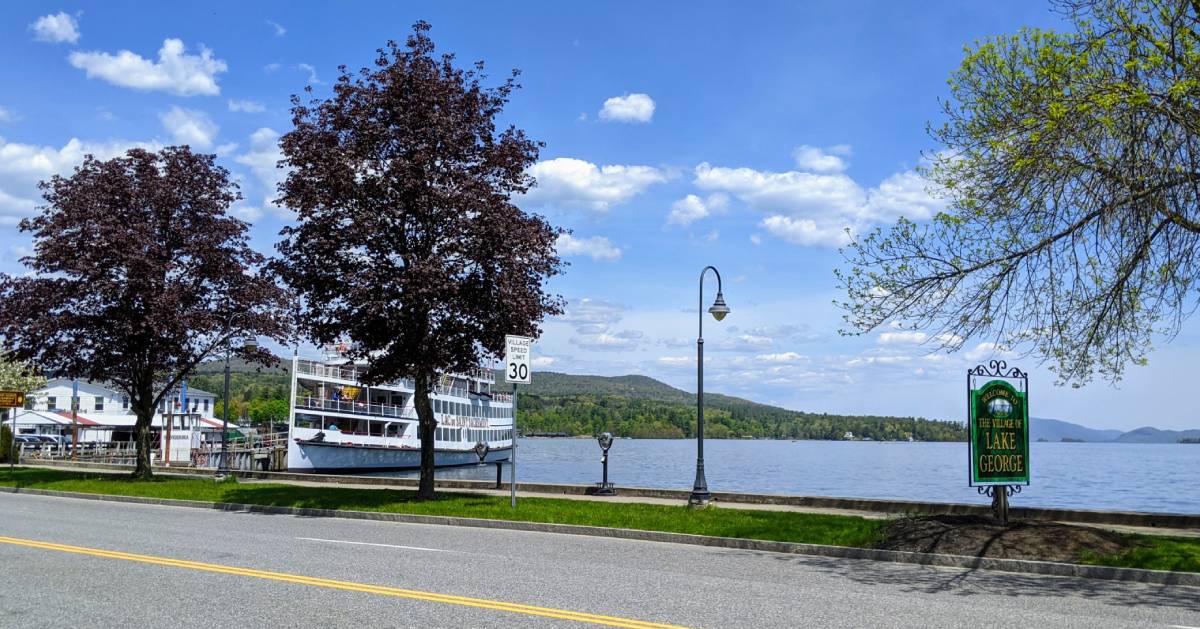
[199,356,1198,442]
[1031,417,1199,443]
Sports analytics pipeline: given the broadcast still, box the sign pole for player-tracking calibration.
[503,334,533,509]
[71,379,79,462]
[0,391,28,478]
[510,382,518,508]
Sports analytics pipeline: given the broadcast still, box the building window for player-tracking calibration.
[203,399,209,412]
[94,396,104,412]
[122,396,129,410]
[47,396,57,410]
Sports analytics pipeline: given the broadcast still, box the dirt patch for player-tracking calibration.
[878,515,1138,564]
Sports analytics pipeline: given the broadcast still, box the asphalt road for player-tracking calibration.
[0,493,1197,628]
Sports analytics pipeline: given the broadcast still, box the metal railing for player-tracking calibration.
[294,395,413,419]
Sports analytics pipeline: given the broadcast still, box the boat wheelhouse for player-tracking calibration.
[286,355,513,472]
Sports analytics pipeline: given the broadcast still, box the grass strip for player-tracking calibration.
[0,468,884,548]
[1080,536,1200,573]
[3,467,1196,573]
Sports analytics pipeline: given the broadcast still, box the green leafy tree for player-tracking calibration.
[839,0,1200,385]
[0,351,46,405]
[249,399,289,427]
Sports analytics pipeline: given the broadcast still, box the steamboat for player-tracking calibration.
[286,353,513,473]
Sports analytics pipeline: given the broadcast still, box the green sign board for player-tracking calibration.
[969,379,1029,485]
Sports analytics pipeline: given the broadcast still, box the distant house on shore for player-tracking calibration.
[4,379,230,443]
[843,431,854,440]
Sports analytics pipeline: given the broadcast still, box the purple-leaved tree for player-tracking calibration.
[0,147,292,478]
[274,22,565,499]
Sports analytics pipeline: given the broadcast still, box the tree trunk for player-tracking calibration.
[133,400,154,479]
[414,371,437,500]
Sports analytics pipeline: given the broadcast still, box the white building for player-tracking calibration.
[5,379,232,443]
[29,378,218,416]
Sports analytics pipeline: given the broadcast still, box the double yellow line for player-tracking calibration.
[0,535,689,629]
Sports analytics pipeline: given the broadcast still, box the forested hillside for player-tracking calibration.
[496,371,965,441]
[186,358,966,440]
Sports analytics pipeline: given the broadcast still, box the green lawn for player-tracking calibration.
[1081,536,1200,573]
[2,467,1196,574]
[0,468,883,548]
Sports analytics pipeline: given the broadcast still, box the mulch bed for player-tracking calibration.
[878,514,1136,563]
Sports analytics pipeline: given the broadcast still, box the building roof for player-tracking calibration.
[4,409,236,430]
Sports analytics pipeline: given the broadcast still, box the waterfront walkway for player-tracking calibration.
[21,462,1200,539]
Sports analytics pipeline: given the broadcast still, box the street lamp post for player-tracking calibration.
[690,265,729,509]
[217,334,256,478]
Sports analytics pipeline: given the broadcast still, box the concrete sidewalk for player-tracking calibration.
[18,461,1200,538]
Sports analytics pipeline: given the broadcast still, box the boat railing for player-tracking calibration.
[296,359,490,393]
[295,360,363,382]
[294,395,413,419]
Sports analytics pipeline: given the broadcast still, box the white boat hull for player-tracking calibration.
[288,438,511,473]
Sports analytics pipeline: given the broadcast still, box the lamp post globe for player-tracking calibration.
[690,266,729,508]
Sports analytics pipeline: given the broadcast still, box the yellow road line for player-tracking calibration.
[0,535,689,629]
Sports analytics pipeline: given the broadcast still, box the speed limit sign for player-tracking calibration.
[504,335,533,384]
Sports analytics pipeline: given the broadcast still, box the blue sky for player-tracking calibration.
[2,2,1197,430]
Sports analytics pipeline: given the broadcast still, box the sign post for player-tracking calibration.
[0,390,26,476]
[967,360,1029,525]
[504,335,532,508]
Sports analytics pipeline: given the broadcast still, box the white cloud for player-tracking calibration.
[599,93,655,123]
[667,193,727,226]
[228,205,264,222]
[555,233,621,261]
[0,108,12,123]
[69,39,227,97]
[792,145,848,173]
[658,356,693,366]
[719,334,774,352]
[692,155,945,248]
[558,298,625,330]
[531,356,556,368]
[523,157,666,212]
[862,170,944,222]
[572,332,641,351]
[159,106,218,149]
[965,342,1014,362]
[234,127,289,218]
[0,136,161,224]
[760,215,850,247]
[755,352,806,364]
[879,330,964,347]
[267,20,286,36]
[30,12,80,44]
[878,331,928,345]
[228,99,266,113]
[297,63,320,84]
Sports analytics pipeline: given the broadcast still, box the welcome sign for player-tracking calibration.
[969,378,1030,485]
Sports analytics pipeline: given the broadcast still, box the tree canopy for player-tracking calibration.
[274,22,565,497]
[840,0,1200,385]
[0,147,292,476]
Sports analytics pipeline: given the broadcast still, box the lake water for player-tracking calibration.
[391,439,1200,514]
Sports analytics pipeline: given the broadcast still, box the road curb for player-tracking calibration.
[2,485,1197,588]
[27,459,1200,530]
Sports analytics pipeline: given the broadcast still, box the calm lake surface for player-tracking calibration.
[391,439,1199,514]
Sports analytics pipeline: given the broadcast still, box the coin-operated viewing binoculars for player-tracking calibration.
[585,432,616,496]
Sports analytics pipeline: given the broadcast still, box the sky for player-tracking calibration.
[2,2,1198,431]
